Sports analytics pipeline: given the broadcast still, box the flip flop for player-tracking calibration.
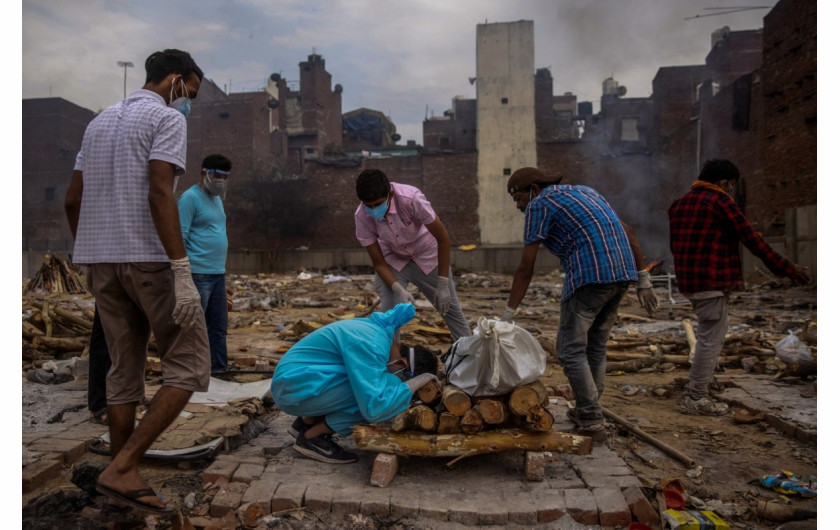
[95,483,174,515]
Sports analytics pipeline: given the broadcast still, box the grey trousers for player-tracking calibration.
[374,261,472,342]
[685,294,730,399]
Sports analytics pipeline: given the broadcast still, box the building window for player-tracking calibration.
[306,148,315,153]
[620,118,639,142]
[440,137,450,146]
[44,187,55,202]
[219,112,230,119]
[503,168,511,175]
[501,97,509,104]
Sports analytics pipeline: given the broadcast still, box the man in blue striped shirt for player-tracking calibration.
[501,167,658,442]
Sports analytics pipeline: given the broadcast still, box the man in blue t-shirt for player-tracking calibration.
[501,167,659,443]
[178,154,232,374]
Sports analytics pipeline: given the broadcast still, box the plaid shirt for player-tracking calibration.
[524,185,637,301]
[668,183,796,294]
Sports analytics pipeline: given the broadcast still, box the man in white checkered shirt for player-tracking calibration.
[65,49,207,515]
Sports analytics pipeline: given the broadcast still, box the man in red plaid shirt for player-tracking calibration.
[669,159,809,415]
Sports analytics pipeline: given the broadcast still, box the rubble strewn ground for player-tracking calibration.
[21,268,817,529]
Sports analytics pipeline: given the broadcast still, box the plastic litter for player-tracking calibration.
[774,331,812,364]
[749,470,816,497]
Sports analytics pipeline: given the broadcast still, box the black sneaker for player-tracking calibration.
[294,431,358,464]
[287,417,308,437]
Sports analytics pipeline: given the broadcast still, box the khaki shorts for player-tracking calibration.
[88,263,210,404]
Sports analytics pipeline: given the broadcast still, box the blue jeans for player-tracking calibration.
[556,282,628,427]
[192,273,228,373]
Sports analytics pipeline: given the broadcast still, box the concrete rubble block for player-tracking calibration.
[580,471,643,490]
[271,481,307,513]
[574,456,634,476]
[216,454,266,466]
[330,487,362,516]
[360,487,391,517]
[241,478,281,514]
[232,463,265,484]
[22,458,63,493]
[593,486,632,528]
[27,437,87,465]
[525,451,545,481]
[622,485,660,526]
[370,453,398,487]
[303,483,333,514]
[210,484,247,517]
[389,491,420,518]
[564,487,599,525]
[202,460,239,484]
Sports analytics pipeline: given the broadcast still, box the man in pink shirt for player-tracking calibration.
[354,169,471,363]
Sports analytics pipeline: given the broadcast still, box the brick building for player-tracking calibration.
[22,98,95,251]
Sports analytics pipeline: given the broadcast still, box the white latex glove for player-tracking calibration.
[636,270,660,316]
[406,373,439,394]
[500,306,516,323]
[391,282,415,305]
[170,257,202,327]
[433,276,451,314]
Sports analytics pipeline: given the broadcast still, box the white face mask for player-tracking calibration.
[202,169,229,198]
[169,77,191,117]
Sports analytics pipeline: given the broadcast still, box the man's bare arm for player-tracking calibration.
[148,160,187,260]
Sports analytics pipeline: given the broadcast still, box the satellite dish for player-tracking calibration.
[617,86,627,97]
[267,99,280,109]
[269,73,281,82]
[391,133,401,142]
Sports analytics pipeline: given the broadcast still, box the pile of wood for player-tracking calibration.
[25,255,87,294]
[23,301,93,366]
[391,379,554,435]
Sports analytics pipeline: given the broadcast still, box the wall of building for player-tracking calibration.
[22,98,95,251]
[754,0,817,235]
[475,21,537,245]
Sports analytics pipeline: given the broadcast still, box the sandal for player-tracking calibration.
[90,409,108,425]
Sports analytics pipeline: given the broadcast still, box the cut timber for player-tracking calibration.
[460,408,485,435]
[509,380,549,416]
[683,319,697,363]
[474,398,510,425]
[391,405,437,432]
[31,336,88,352]
[512,407,555,432]
[51,307,93,331]
[417,379,442,405]
[605,357,660,373]
[353,425,592,457]
[441,385,472,416]
[437,412,461,434]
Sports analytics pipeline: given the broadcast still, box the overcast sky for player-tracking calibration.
[22,0,786,145]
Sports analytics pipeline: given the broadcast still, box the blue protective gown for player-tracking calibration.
[270,303,416,435]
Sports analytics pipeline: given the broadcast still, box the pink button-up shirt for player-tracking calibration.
[355,183,439,274]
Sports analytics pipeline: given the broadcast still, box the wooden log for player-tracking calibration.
[605,356,660,373]
[391,405,437,433]
[682,319,697,363]
[509,380,549,416]
[441,385,472,416]
[417,379,442,406]
[602,407,696,468]
[437,412,461,434]
[524,407,555,432]
[51,306,93,331]
[22,321,45,340]
[352,425,592,457]
[42,302,53,338]
[460,408,485,435]
[31,336,88,352]
[474,398,510,425]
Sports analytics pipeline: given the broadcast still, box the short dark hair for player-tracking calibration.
[400,344,438,377]
[356,169,390,202]
[145,49,204,84]
[698,159,740,183]
[202,154,232,172]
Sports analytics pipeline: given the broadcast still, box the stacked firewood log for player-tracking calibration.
[391,379,554,435]
[22,301,94,367]
[25,255,87,294]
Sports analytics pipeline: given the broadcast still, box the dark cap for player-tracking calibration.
[507,167,562,195]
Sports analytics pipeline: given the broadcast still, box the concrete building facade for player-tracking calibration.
[475,20,537,245]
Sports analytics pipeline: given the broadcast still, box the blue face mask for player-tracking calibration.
[169,78,191,118]
[364,198,389,220]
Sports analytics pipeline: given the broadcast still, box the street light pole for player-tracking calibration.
[117,61,134,99]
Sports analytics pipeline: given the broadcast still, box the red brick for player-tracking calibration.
[592,486,632,528]
[370,453,398,487]
[202,460,239,484]
[27,437,86,464]
[564,488,598,525]
[22,459,62,493]
[623,486,661,526]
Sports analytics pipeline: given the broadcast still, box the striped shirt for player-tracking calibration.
[73,89,187,264]
[523,185,637,300]
[668,183,796,294]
